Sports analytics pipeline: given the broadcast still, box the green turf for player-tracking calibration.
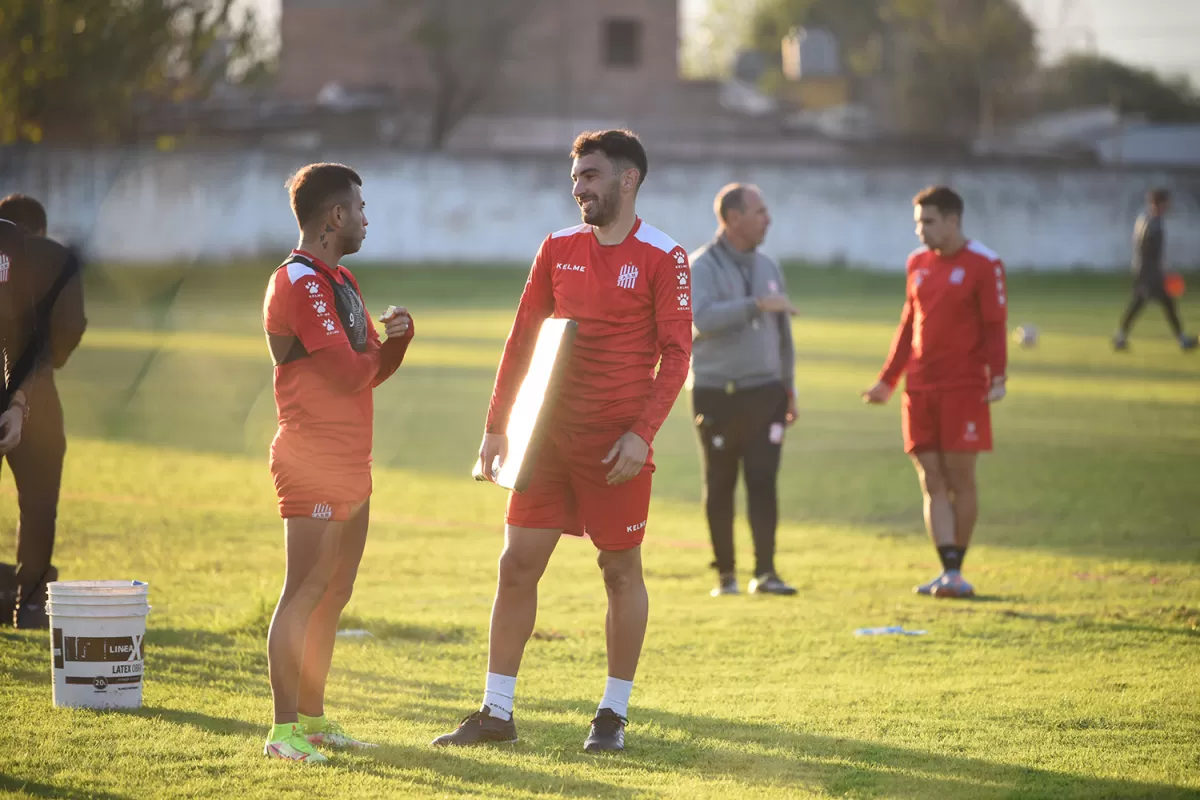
[1,263,1199,799]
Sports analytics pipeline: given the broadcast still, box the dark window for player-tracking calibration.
[604,19,643,68]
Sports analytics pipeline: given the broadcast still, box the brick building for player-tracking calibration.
[278,0,683,120]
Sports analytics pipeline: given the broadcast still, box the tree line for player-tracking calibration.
[3,0,1199,148]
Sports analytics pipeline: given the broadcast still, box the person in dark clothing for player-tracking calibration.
[0,195,87,629]
[0,218,47,625]
[1114,189,1197,352]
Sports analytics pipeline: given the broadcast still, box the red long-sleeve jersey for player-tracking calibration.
[486,219,693,444]
[879,241,1008,391]
[263,251,413,474]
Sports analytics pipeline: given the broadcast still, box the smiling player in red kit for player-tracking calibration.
[433,130,692,753]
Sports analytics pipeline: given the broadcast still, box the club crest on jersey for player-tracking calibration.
[312,503,334,521]
[950,267,966,285]
[617,264,639,289]
[0,253,9,283]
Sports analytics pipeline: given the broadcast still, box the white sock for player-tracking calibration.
[482,672,516,721]
[598,676,633,719]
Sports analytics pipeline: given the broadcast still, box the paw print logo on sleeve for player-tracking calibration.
[674,250,687,265]
[313,300,327,314]
[323,319,337,334]
[306,281,321,296]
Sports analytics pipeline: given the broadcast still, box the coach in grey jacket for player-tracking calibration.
[690,183,798,598]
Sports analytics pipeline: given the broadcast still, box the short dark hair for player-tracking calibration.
[1149,188,1170,206]
[0,194,47,233]
[285,163,362,228]
[570,129,648,186]
[913,185,964,217]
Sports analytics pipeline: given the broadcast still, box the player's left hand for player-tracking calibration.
[381,306,412,338]
[603,431,649,486]
[0,407,24,455]
[988,375,1007,404]
[785,393,798,427]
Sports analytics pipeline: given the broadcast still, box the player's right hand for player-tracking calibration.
[860,381,893,405]
[756,294,797,315]
[0,407,24,455]
[478,432,508,483]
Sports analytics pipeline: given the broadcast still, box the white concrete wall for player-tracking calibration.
[5,148,1199,269]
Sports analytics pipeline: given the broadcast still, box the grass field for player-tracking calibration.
[1,262,1199,799]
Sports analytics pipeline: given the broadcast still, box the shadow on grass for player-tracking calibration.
[478,700,1197,799]
[0,775,129,800]
[128,705,260,738]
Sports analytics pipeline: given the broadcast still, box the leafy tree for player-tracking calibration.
[0,0,270,144]
[1037,53,1200,122]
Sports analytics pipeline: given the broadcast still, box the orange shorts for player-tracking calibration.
[270,439,371,522]
[902,388,992,454]
[506,427,654,551]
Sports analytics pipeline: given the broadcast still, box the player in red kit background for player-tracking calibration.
[434,130,692,753]
[862,186,1007,599]
[261,163,414,763]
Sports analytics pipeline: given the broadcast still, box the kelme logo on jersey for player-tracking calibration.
[626,519,647,534]
[306,281,321,295]
[677,271,689,287]
[617,264,639,289]
[313,300,327,314]
[557,263,586,272]
[674,250,686,265]
[323,319,337,333]
[677,293,690,309]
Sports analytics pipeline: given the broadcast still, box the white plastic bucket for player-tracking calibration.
[47,581,150,710]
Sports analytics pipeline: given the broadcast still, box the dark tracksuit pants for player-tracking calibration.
[6,373,65,616]
[1120,280,1183,338]
[693,382,788,577]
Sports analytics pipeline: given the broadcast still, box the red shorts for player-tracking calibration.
[270,435,371,522]
[506,426,654,551]
[902,388,992,454]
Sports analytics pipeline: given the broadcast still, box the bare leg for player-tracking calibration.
[910,452,955,547]
[298,500,370,717]
[942,453,979,550]
[487,526,561,677]
[268,517,341,725]
[598,546,648,682]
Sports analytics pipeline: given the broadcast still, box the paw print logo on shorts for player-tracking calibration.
[323,319,337,333]
[313,300,327,314]
[306,281,321,296]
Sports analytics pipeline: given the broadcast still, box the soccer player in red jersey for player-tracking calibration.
[862,186,1008,599]
[260,163,414,762]
[433,130,692,753]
